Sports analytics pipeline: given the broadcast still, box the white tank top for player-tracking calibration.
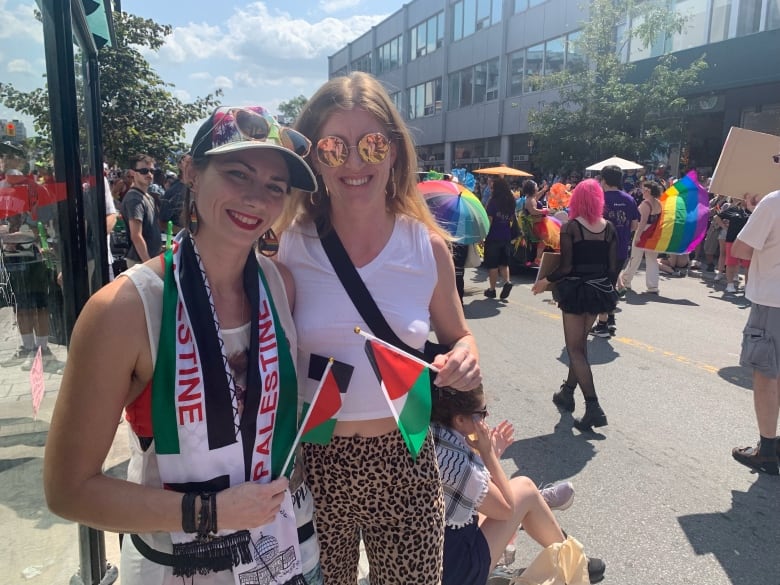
[279,215,437,421]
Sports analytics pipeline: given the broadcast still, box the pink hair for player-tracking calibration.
[568,179,604,223]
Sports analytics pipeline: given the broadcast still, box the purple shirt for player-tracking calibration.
[603,189,640,261]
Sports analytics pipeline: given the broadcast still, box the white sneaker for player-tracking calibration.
[540,481,575,511]
[714,273,724,282]
[725,282,737,293]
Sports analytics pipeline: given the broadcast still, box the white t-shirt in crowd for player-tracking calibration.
[738,189,780,308]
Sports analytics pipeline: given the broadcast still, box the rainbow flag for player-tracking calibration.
[364,339,431,460]
[635,170,709,253]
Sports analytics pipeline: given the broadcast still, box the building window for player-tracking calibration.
[390,91,403,115]
[508,50,524,97]
[408,78,442,119]
[737,0,762,35]
[448,58,499,109]
[377,36,402,74]
[332,66,349,78]
[351,53,372,74]
[514,0,528,12]
[453,0,501,41]
[486,58,499,100]
[769,0,780,29]
[410,12,444,61]
[524,43,544,93]
[545,37,565,76]
[670,0,708,50]
[566,31,587,74]
[709,0,733,42]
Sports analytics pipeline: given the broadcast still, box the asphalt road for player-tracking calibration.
[462,265,779,585]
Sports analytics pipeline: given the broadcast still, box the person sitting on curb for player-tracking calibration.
[431,384,605,585]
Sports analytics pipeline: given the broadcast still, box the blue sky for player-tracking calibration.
[1,0,393,142]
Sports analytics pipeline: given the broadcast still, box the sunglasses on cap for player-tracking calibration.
[133,167,155,175]
[231,108,311,157]
[316,132,391,168]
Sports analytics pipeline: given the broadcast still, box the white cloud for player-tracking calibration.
[0,0,43,43]
[173,89,192,102]
[7,58,33,74]
[318,0,362,14]
[156,2,387,66]
[189,71,213,81]
[213,75,233,89]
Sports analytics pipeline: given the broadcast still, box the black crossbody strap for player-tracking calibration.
[316,220,424,360]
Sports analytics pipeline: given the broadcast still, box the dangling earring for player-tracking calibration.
[258,228,279,257]
[188,200,200,235]
[386,167,397,200]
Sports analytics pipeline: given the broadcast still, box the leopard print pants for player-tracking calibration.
[303,430,444,585]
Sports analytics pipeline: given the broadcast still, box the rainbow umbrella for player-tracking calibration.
[418,180,489,244]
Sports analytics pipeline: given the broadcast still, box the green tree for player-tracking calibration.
[277,95,308,124]
[528,0,707,174]
[0,10,221,168]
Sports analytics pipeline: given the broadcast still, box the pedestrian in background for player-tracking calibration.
[730,187,780,476]
[620,181,663,294]
[531,179,618,432]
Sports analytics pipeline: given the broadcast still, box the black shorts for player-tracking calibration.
[6,257,49,309]
[482,239,511,269]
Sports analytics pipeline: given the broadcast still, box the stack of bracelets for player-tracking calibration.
[181,492,217,538]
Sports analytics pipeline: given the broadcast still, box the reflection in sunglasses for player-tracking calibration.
[231,108,312,158]
[316,133,391,167]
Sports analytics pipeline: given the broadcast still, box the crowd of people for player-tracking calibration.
[0,68,772,585]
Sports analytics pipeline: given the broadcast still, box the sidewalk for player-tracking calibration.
[0,305,370,584]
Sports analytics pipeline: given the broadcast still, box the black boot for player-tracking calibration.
[552,382,576,412]
[573,401,607,431]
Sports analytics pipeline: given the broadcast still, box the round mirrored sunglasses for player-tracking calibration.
[316,132,391,168]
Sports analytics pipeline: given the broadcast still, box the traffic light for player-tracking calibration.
[5,122,15,137]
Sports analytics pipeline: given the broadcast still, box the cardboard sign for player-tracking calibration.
[710,127,780,200]
[536,252,561,292]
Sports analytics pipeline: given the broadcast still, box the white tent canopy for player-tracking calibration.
[585,156,644,171]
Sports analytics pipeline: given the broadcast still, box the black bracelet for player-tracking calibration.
[197,493,210,539]
[210,492,217,534]
[181,492,197,533]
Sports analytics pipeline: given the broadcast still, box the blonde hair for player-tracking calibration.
[278,72,448,240]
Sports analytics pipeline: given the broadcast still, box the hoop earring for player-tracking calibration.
[386,167,397,200]
[258,228,279,257]
[188,199,200,235]
[310,190,322,206]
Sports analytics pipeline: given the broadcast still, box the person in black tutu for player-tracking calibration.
[532,179,618,431]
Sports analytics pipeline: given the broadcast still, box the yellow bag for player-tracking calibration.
[512,536,590,585]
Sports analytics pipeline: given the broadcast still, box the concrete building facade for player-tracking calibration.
[328,0,780,176]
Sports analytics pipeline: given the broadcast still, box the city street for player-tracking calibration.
[1,263,778,585]
[464,265,779,585]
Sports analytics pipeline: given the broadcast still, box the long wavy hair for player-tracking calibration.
[568,179,604,224]
[277,72,448,240]
[488,178,516,216]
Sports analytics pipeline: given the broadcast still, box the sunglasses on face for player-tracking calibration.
[133,167,155,175]
[471,407,489,421]
[232,108,311,158]
[316,132,391,167]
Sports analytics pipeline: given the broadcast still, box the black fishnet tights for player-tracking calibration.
[562,312,599,399]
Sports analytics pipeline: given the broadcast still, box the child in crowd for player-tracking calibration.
[431,385,605,585]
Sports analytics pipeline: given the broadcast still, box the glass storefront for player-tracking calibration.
[1,1,115,583]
